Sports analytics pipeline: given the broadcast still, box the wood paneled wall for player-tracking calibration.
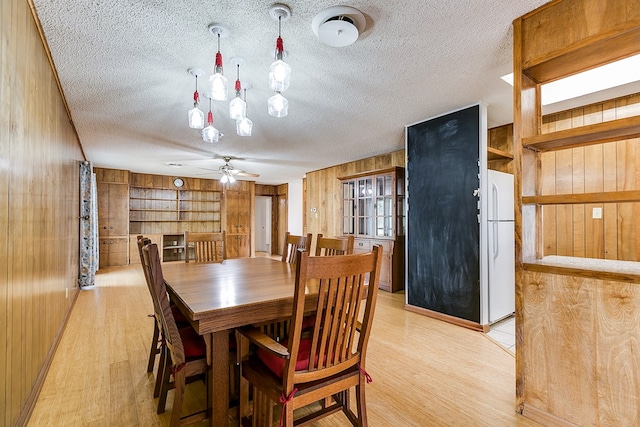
[305,151,405,239]
[522,270,640,425]
[540,94,640,261]
[1,1,85,425]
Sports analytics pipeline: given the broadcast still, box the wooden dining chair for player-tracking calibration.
[184,231,226,263]
[137,236,191,398]
[237,245,383,427]
[314,234,355,256]
[136,235,162,374]
[281,232,312,264]
[142,243,209,426]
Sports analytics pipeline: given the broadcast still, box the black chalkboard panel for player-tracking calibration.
[406,105,480,323]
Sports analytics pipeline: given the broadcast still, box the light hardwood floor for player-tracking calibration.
[28,264,540,427]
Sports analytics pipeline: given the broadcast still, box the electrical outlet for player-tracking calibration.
[592,207,603,219]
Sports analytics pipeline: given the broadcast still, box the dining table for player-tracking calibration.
[161,256,319,426]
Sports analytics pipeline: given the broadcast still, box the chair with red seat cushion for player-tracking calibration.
[137,235,190,400]
[142,243,209,426]
[237,245,383,427]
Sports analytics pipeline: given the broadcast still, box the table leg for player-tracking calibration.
[209,330,230,427]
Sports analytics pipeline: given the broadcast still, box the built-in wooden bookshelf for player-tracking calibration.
[129,186,222,234]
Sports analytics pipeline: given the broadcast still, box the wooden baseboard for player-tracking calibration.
[404,304,488,332]
[522,403,579,427]
[15,288,81,427]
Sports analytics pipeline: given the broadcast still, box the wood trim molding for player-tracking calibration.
[522,404,579,427]
[404,304,489,332]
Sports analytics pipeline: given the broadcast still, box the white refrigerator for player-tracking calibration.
[487,170,515,323]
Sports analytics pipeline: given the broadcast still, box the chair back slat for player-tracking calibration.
[142,243,186,369]
[281,232,312,264]
[286,246,382,384]
[185,231,226,263]
[314,234,354,256]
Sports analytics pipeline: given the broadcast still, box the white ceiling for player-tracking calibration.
[32,0,552,185]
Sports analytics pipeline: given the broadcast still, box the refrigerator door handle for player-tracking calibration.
[493,221,499,260]
[492,182,499,220]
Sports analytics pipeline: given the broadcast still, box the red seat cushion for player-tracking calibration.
[258,338,314,378]
[171,304,189,324]
[178,326,206,359]
[302,314,316,330]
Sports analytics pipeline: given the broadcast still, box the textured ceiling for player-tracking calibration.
[32,0,552,184]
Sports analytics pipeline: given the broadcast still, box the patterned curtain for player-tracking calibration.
[78,161,99,287]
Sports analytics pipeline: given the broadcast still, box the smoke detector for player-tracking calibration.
[312,6,365,47]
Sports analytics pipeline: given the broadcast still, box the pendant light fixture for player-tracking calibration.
[236,88,253,136]
[187,69,205,129]
[201,95,220,143]
[229,58,246,120]
[208,25,229,101]
[268,92,288,117]
[268,4,291,93]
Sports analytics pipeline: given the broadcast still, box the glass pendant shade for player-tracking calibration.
[268,92,288,117]
[209,73,228,101]
[202,124,220,143]
[269,59,291,92]
[229,96,246,120]
[236,116,253,136]
[220,172,236,184]
[188,105,205,129]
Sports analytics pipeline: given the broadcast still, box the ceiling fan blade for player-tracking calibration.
[235,171,260,177]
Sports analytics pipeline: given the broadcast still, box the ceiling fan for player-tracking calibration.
[198,157,260,183]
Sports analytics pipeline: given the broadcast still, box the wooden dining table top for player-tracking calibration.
[161,257,319,334]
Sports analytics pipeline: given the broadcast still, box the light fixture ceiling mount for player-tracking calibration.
[312,6,365,47]
[269,4,291,22]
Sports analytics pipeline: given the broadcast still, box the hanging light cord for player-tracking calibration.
[215,33,223,73]
[275,16,284,60]
[193,75,200,105]
[235,64,241,95]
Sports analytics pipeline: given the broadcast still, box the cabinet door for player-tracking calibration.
[98,182,129,236]
[99,237,129,267]
[357,177,373,236]
[375,174,394,238]
[342,181,356,236]
[226,189,251,233]
[226,234,249,258]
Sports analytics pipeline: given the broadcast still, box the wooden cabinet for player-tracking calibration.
[340,167,405,292]
[353,237,404,292]
[98,182,129,236]
[97,182,129,266]
[98,237,128,268]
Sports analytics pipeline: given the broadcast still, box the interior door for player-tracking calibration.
[255,196,272,253]
[406,105,482,323]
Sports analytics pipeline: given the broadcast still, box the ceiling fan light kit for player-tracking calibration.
[312,6,365,47]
